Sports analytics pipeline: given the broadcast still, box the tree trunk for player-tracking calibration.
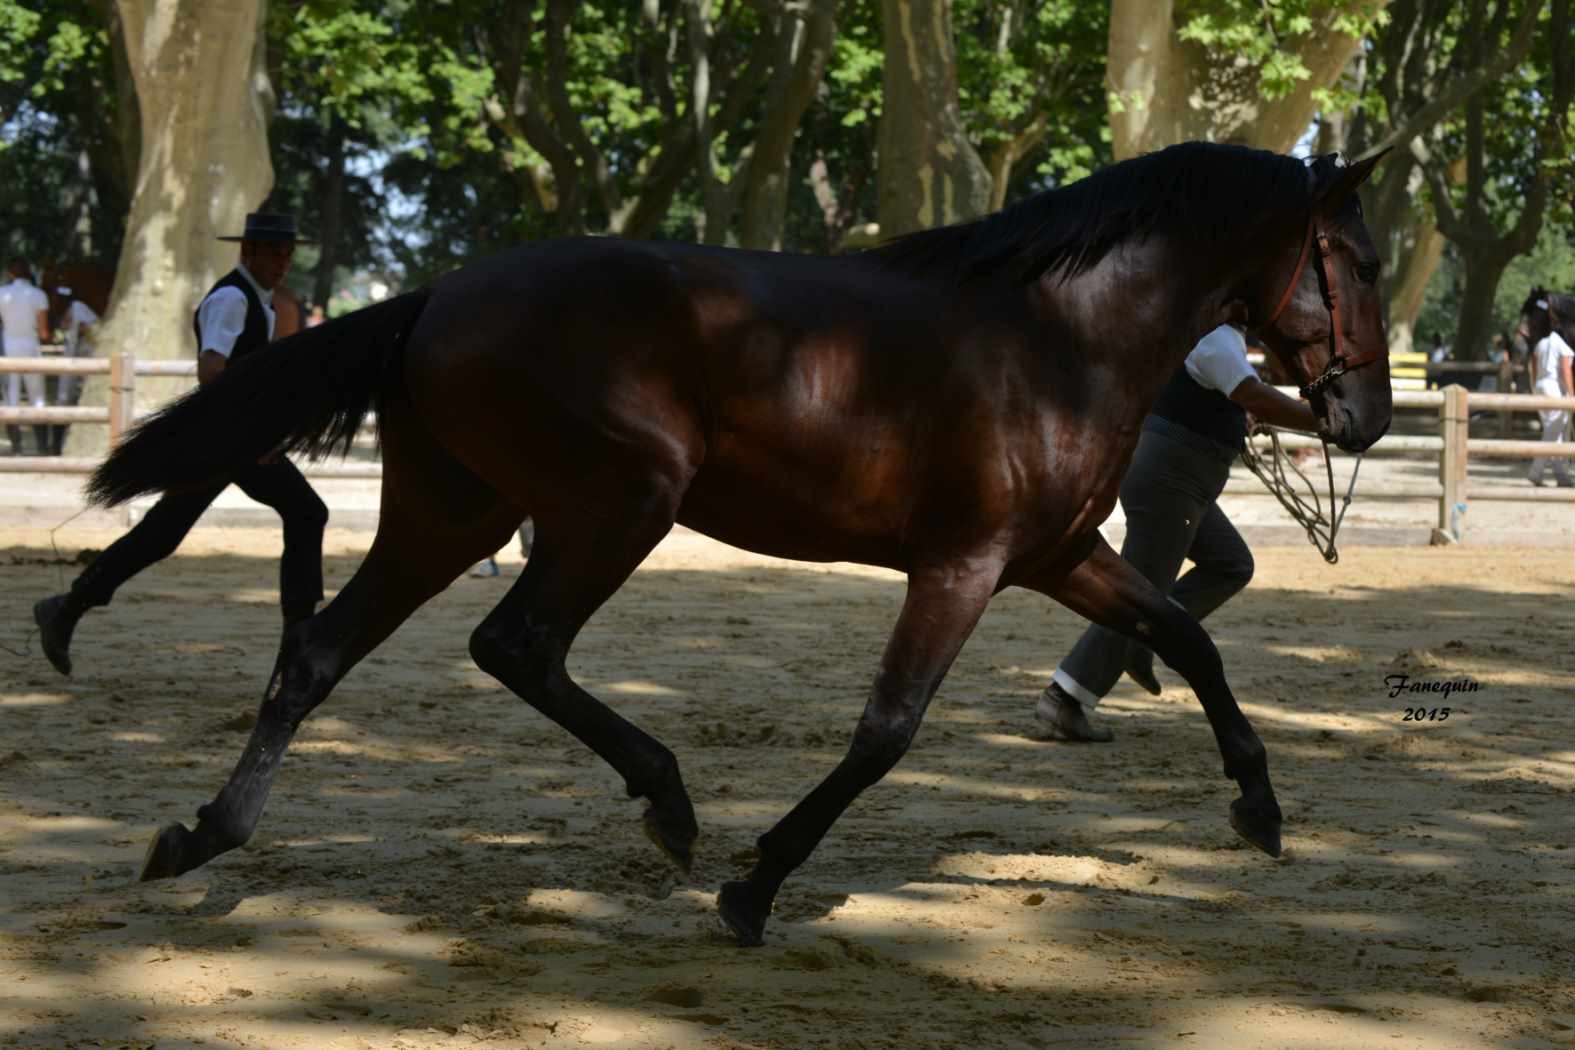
[74,0,274,455]
[876,0,992,236]
[312,115,346,309]
[1366,153,1456,357]
[1107,0,1383,158]
[1454,248,1512,364]
[739,0,838,250]
[1419,0,1570,365]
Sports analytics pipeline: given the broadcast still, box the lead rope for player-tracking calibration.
[1239,427,1362,564]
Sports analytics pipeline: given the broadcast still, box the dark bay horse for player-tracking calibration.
[41,260,114,322]
[1519,286,1575,349]
[88,143,1391,946]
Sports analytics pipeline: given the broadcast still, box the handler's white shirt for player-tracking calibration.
[1183,325,1257,398]
[196,264,275,358]
[0,278,50,354]
[1531,331,1573,396]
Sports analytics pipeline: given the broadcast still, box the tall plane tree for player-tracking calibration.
[877,0,992,236]
[78,0,274,452]
[1107,0,1388,157]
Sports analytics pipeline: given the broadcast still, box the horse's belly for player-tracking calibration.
[677,426,917,567]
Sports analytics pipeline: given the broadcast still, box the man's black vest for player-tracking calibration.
[1150,365,1248,453]
[192,269,269,362]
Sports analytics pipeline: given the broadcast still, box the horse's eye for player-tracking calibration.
[1355,261,1380,284]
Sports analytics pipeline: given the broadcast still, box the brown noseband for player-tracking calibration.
[1258,212,1386,400]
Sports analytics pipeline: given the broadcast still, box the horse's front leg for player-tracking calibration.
[1032,535,1282,857]
[718,560,1000,946]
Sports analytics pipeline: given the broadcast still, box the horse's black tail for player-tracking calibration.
[87,288,430,507]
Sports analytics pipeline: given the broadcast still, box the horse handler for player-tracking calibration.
[33,212,328,676]
[1035,324,1319,742]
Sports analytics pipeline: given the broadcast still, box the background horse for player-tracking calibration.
[88,143,1391,946]
[41,260,114,323]
[1519,285,1575,350]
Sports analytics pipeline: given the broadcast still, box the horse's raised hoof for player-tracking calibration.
[642,801,698,876]
[716,880,766,947]
[1229,797,1283,858]
[139,822,193,881]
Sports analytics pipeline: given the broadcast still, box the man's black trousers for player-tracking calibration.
[71,459,328,617]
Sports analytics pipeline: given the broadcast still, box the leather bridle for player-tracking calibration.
[1257,211,1386,400]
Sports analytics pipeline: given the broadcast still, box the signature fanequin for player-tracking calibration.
[1385,673,1480,700]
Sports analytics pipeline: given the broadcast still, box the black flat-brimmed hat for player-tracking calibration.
[216,211,313,243]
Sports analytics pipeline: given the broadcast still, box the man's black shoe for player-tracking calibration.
[34,594,86,676]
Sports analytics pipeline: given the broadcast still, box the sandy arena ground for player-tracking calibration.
[2,524,1573,1049]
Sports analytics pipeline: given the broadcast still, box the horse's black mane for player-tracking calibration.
[866,142,1311,284]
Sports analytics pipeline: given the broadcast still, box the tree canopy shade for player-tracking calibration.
[3,0,1572,373]
[0,0,136,267]
[1107,0,1388,157]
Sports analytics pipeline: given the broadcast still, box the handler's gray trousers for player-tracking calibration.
[1052,419,1254,708]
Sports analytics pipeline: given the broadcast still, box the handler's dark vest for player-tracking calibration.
[192,269,269,363]
[1150,365,1248,453]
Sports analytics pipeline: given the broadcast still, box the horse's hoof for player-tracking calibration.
[716,881,766,947]
[139,822,191,881]
[1229,798,1283,858]
[642,802,697,876]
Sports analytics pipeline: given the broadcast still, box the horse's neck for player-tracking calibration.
[1044,244,1239,414]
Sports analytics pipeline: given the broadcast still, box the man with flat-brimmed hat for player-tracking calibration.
[32,211,329,676]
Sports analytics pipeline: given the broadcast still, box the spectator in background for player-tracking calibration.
[1425,331,1449,391]
[49,285,100,455]
[306,303,326,327]
[1525,303,1574,488]
[1511,330,1532,394]
[0,258,53,455]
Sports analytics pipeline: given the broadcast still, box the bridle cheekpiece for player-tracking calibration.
[1256,208,1385,400]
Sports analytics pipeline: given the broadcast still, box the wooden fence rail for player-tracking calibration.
[2,355,1572,540]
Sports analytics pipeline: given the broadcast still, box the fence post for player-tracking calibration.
[1433,384,1469,545]
[1497,356,1513,437]
[108,352,135,447]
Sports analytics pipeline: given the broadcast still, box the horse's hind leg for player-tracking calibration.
[718,562,999,946]
[140,410,520,880]
[467,487,699,873]
[1033,535,1281,857]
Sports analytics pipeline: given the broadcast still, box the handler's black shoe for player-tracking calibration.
[1124,653,1162,696]
[34,594,86,677]
[1034,683,1114,743]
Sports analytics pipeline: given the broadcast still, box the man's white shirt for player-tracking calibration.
[1183,324,1256,398]
[0,278,50,354]
[197,264,275,358]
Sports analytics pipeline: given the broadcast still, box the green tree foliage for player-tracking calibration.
[0,0,133,267]
[1414,0,1573,358]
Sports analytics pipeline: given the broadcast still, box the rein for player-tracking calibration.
[1239,425,1361,564]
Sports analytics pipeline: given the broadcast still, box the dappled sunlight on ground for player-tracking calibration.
[1,525,1572,1047]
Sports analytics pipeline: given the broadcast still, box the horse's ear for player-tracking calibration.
[1314,147,1390,213]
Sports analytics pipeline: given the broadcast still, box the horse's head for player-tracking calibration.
[1518,286,1552,346]
[1252,151,1391,454]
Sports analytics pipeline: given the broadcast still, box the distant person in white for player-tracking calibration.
[49,287,101,455]
[0,258,53,455]
[1526,310,1573,488]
